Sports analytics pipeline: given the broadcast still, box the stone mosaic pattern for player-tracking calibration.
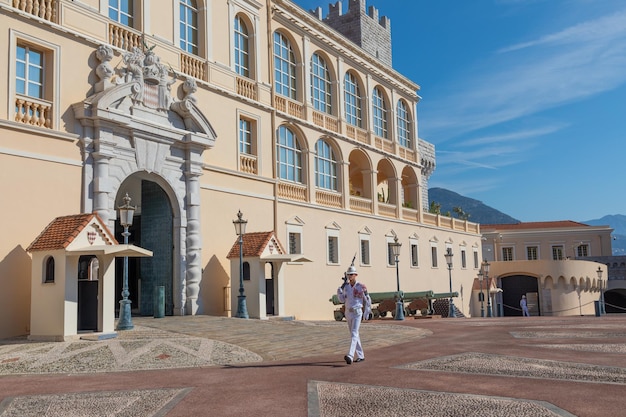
[0,326,261,375]
[310,381,575,417]
[398,352,626,384]
[536,343,626,353]
[0,388,191,417]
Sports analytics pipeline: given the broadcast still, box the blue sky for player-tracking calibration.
[293,0,626,222]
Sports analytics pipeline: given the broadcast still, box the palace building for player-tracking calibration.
[0,0,484,339]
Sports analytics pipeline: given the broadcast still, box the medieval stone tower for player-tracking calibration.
[311,0,392,67]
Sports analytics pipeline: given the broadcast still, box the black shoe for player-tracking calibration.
[354,357,365,363]
[344,355,352,364]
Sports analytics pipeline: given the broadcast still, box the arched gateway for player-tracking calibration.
[74,45,216,316]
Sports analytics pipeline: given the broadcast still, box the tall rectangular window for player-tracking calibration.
[411,243,419,267]
[552,245,564,260]
[527,246,538,260]
[180,0,199,54]
[473,250,479,269]
[387,242,395,266]
[288,232,301,254]
[109,0,134,27]
[328,236,338,264]
[360,238,370,265]
[234,15,250,77]
[461,249,467,268]
[431,246,438,268]
[502,247,513,261]
[239,118,252,154]
[16,45,43,99]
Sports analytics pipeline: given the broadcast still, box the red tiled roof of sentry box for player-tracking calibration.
[226,231,286,259]
[27,213,117,252]
[481,221,589,231]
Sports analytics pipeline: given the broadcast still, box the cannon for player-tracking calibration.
[329,290,434,320]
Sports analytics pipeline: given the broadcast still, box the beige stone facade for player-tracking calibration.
[480,222,613,317]
[0,0,483,339]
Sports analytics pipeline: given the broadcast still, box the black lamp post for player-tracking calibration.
[116,193,135,330]
[444,248,456,318]
[478,271,485,317]
[390,236,403,320]
[233,210,249,319]
[483,259,492,317]
[597,266,605,315]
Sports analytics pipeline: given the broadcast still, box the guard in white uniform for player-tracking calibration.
[337,265,371,364]
[520,295,530,317]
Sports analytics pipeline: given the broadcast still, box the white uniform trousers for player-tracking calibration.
[345,308,364,360]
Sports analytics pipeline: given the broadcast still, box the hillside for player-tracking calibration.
[428,188,519,225]
[427,188,625,255]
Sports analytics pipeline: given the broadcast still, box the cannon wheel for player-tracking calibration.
[334,310,344,321]
[380,311,387,318]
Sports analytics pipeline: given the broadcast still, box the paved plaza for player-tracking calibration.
[1,315,625,416]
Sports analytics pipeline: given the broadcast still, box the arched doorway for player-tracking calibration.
[115,179,174,316]
[604,289,626,313]
[501,275,540,316]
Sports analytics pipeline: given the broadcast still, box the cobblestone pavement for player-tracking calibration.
[1,315,626,416]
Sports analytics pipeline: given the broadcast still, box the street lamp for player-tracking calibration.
[597,266,605,315]
[444,248,456,318]
[478,271,485,317]
[233,210,249,319]
[117,193,135,330]
[390,236,404,320]
[482,259,492,317]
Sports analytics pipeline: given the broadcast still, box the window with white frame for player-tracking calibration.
[527,246,538,260]
[552,245,564,260]
[410,242,419,267]
[315,139,337,191]
[239,117,253,155]
[396,100,411,148]
[288,232,301,254]
[387,240,396,266]
[372,87,388,138]
[234,15,250,77]
[16,45,43,99]
[109,0,134,27]
[276,126,302,183]
[577,244,589,257]
[273,32,296,99]
[13,35,57,129]
[180,0,198,54]
[502,247,513,261]
[344,72,362,127]
[360,236,370,265]
[311,53,332,114]
[326,227,340,265]
[431,246,438,268]
[473,249,479,268]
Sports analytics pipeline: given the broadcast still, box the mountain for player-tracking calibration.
[583,214,626,256]
[427,188,519,225]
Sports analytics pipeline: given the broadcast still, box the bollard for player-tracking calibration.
[154,285,165,318]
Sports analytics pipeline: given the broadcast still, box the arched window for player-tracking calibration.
[310,53,332,113]
[273,32,296,99]
[179,0,198,54]
[109,0,134,27]
[397,100,411,148]
[234,15,250,77]
[315,139,337,191]
[276,126,302,183]
[344,72,362,127]
[45,256,55,283]
[372,87,388,138]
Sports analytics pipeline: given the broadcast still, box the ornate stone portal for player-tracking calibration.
[74,45,217,315]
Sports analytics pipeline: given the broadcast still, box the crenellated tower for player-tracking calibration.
[311,0,392,66]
